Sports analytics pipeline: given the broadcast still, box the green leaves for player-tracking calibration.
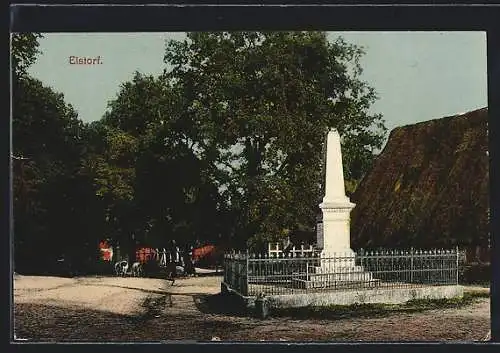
[13,77,84,166]
[11,33,43,79]
[100,68,228,247]
[163,31,387,249]
[12,69,105,273]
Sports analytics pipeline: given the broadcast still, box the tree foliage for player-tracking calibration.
[101,72,227,248]
[12,34,103,274]
[11,33,43,78]
[163,32,386,249]
[12,75,96,273]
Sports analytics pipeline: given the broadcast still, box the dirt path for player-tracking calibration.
[13,274,490,342]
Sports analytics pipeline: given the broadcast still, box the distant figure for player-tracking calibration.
[108,245,114,262]
[183,246,195,276]
[175,246,180,264]
[159,248,167,267]
[171,246,180,265]
[169,240,181,265]
[165,261,177,285]
[179,249,185,267]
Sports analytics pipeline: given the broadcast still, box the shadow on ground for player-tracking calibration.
[14,302,246,342]
[14,297,490,342]
[193,293,250,317]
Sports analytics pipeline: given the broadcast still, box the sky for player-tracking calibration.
[27,31,487,137]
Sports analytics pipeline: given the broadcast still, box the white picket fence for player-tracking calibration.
[267,242,316,258]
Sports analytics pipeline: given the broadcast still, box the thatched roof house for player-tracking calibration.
[350,107,489,251]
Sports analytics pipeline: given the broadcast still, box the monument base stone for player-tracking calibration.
[290,250,375,289]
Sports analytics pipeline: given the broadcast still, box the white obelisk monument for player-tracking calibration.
[293,128,372,287]
[318,128,356,257]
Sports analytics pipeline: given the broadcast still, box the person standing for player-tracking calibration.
[183,245,195,276]
[168,240,180,265]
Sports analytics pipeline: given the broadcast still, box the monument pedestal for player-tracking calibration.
[318,199,355,258]
[293,250,375,289]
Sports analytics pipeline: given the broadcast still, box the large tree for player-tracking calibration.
[80,121,138,252]
[12,75,94,273]
[101,72,227,249]
[12,34,102,274]
[163,31,387,250]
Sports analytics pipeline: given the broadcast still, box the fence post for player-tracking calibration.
[410,247,414,283]
[223,253,226,283]
[456,245,459,285]
[245,249,249,296]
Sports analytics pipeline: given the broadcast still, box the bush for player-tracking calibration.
[460,262,490,284]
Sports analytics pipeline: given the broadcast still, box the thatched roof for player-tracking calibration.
[350,107,489,249]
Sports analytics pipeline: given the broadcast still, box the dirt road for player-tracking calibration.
[13,274,490,342]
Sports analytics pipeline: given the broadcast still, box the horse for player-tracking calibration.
[131,261,143,277]
[114,260,129,277]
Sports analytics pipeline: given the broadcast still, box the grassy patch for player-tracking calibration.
[272,291,489,320]
[463,289,490,299]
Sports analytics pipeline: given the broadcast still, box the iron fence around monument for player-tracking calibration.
[223,252,249,296]
[223,248,464,296]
